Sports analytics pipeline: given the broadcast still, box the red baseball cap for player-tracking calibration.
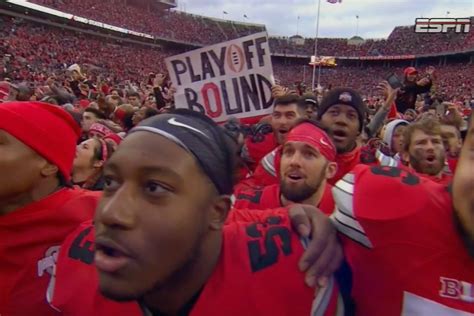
[404,67,418,76]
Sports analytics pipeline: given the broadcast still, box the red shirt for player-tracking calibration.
[331,165,474,315]
[233,183,335,216]
[447,156,459,174]
[50,214,344,316]
[0,188,100,316]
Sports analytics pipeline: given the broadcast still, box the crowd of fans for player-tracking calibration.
[273,61,474,103]
[29,0,265,45]
[2,16,473,104]
[26,0,474,57]
[0,16,180,85]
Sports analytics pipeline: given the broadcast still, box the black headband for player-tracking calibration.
[129,112,234,195]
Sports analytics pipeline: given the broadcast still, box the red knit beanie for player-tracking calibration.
[0,101,81,181]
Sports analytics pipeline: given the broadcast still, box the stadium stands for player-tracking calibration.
[0,16,178,83]
[28,0,265,45]
[1,15,472,102]
[26,0,474,56]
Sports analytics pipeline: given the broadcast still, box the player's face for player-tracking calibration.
[279,141,334,203]
[73,138,98,170]
[320,104,360,154]
[95,132,216,301]
[406,73,417,82]
[128,96,141,107]
[81,112,99,133]
[440,124,462,157]
[391,124,406,154]
[132,107,146,126]
[272,104,304,144]
[405,129,445,177]
[404,112,416,122]
[0,130,47,207]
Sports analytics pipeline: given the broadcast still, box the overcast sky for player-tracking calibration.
[177,0,473,39]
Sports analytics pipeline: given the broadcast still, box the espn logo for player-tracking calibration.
[415,18,471,33]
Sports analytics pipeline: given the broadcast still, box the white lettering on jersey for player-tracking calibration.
[440,277,474,303]
[37,246,60,277]
[402,292,472,315]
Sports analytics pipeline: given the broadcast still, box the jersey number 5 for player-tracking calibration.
[246,217,292,272]
[68,226,94,264]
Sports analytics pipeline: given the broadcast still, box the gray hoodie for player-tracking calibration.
[383,119,409,155]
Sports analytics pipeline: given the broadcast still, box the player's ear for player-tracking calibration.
[326,162,338,180]
[208,195,231,230]
[40,160,59,178]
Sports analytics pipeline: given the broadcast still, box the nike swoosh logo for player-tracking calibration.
[167,118,209,138]
[320,138,330,146]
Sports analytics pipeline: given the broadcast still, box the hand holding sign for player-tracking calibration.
[165,32,274,123]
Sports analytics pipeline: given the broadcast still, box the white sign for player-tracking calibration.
[165,32,275,122]
[415,18,471,33]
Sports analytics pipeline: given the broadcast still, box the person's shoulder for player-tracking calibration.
[49,220,141,315]
[61,187,101,209]
[331,165,451,247]
[219,216,342,315]
[337,164,449,219]
[63,187,102,199]
[223,212,304,272]
[232,186,265,209]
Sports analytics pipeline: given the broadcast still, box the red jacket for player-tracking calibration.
[49,214,344,315]
[331,165,474,315]
[233,183,335,216]
[0,188,100,316]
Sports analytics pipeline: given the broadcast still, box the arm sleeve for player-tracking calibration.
[153,87,166,110]
[366,106,390,138]
[330,171,374,249]
[330,165,450,250]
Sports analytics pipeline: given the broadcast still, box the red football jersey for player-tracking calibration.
[48,221,142,316]
[0,188,100,316]
[331,165,474,315]
[232,183,335,216]
[50,214,344,316]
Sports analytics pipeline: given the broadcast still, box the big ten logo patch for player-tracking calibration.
[37,246,60,277]
[245,216,292,272]
[440,277,474,303]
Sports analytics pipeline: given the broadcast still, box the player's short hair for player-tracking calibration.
[84,107,106,120]
[273,94,307,114]
[127,91,140,99]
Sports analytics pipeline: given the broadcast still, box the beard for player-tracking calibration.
[409,151,445,176]
[280,166,326,204]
